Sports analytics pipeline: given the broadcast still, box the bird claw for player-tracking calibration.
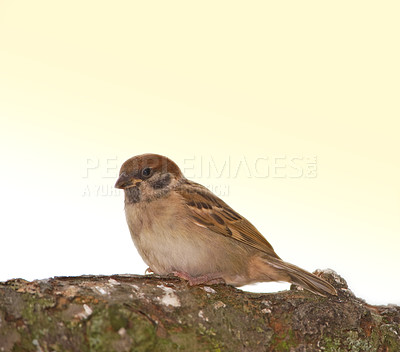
[145,267,154,275]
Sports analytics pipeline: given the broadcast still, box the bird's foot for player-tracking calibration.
[145,267,154,275]
[173,271,225,285]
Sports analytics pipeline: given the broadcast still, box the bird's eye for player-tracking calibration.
[142,167,152,177]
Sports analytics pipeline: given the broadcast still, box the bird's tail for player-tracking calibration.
[264,256,337,297]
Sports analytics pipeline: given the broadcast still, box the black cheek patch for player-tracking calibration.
[151,173,172,190]
[126,186,141,204]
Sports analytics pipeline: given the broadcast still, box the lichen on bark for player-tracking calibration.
[0,270,399,351]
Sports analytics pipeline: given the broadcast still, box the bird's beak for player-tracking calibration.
[115,172,142,189]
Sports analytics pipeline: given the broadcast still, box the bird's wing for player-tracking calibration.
[176,180,280,258]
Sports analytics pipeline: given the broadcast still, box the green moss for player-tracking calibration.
[21,294,55,325]
[126,316,158,351]
[321,328,400,352]
[87,304,167,352]
[15,294,56,350]
[10,293,89,352]
[380,324,400,352]
[108,304,130,331]
[270,327,297,351]
[322,336,343,352]
[345,331,371,351]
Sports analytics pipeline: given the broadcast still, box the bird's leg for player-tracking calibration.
[173,271,225,285]
[144,267,154,275]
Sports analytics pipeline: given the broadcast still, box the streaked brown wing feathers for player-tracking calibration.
[177,181,279,257]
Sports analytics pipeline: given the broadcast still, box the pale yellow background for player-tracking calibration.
[0,1,399,304]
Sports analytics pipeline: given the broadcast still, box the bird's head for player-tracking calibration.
[115,153,184,203]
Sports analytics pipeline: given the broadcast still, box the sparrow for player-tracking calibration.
[115,153,337,296]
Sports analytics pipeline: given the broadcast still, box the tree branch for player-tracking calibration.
[1,270,399,351]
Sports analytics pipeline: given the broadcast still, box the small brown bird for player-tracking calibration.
[115,153,336,296]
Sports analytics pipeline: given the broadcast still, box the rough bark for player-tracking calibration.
[0,270,399,352]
